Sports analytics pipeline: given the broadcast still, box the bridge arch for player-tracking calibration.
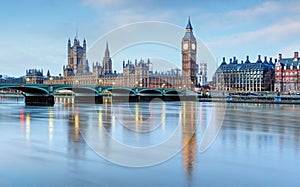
[137,88,163,95]
[101,87,135,95]
[164,90,183,95]
[0,85,49,95]
[53,85,100,95]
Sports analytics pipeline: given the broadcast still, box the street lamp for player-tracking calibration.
[26,77,30,84]
[49,76,53,85]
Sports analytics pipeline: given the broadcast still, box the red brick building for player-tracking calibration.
[275,52,300,92]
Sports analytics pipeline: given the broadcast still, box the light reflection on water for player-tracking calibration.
[0,97,299,186]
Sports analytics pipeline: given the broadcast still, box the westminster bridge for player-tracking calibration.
[0,84,195,106]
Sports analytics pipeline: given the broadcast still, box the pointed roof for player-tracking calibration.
[105,41,110,57]
[186,16,193,30]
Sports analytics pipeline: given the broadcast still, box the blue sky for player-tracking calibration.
[1,0,300,78]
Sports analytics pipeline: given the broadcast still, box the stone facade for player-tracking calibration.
[45,18,198,89]
[64,37,89,76]
[26,69,44,84]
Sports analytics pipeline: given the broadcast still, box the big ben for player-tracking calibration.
[182,17,197,90]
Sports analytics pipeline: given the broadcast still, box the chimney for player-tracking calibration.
[257,55,262,63]
[245,55,250,63]
[233,56,236,63]
[221,57,226,65]
[294,52,298,61]
[264,56,268,63]
[278,53,282,61]
[230,58,232,64]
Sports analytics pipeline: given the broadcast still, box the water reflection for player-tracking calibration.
[181,102,197,179]
[2,98,300,186]
[25,112,30,141]
[49,107,54,144]
[222,104,300,155]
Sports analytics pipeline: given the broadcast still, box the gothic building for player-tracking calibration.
[214,55,275,91]
[44,17,199,89]
[122,59,151,87]
[63,37,90,77]
[25,69,44,84]
[182,17,197,90]
[275,52,300,92]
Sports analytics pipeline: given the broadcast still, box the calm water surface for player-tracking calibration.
[0,97,299,187]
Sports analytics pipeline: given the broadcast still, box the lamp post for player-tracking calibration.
[49,76,54,94]
[98,79,103,85]
[49,76,53,85]
[26,77,30,84]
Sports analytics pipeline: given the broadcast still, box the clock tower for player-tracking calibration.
[182,17,197,90]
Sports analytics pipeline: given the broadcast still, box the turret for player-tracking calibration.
[68,38,71,49]
[83,38,86,50]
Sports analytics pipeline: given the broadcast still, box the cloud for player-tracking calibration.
[195,1,300,35]
[197,1,300,61]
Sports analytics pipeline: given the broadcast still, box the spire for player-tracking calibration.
[83,38,86,49]
[186,16,193,30]
[68,38,71,48]
[105,41,110,57]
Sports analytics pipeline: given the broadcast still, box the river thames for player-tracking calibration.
[0,97,299,186]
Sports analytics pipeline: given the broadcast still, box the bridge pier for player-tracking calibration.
[25,95,55,106]
[75,96,103,104]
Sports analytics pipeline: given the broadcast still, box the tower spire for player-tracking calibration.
[186,16,193,31]
[105,41,110,57]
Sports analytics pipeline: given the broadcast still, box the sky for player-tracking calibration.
[1,0,300,79]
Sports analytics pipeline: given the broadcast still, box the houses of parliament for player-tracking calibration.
[40,18,207,90]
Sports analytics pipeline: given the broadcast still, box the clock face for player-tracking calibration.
[183,42,188,50]
[191,43,196,50]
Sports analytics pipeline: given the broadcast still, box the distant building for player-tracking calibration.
[197,62,207,87]
[214,55,275,91]
[0,76,25,84]
[44,17,199,89]
[275,52,300,92]
[26,69,44,84]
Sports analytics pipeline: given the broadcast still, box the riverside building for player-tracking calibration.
[275,52,300,92]
[214,55,275,91]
